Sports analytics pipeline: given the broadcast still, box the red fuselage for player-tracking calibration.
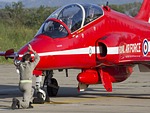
[15,2,150,91]
[18,6,150,70]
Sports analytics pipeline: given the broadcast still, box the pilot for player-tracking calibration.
[84,7,95,25]
[71,10,82,32]
[89,8,95,20]
[52,22,67,38]
[11,44,40,109]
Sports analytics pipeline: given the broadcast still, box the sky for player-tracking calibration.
[0,0,143,3]
[0,0,143,7]
[0,0,20,2]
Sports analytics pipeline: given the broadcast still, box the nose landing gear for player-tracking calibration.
[33,70,59,104]
[33,76,48,104]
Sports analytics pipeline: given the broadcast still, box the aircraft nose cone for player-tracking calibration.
[17,35,50,59]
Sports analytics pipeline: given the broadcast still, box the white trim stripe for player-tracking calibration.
[148,17,150,23]
[148,42,150,52]
[107,47,119,54]
[19,46,119,57]
[39,47,94,56]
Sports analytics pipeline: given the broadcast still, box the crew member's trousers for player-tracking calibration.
[19,81,34,108]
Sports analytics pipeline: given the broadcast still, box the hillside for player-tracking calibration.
[0,0,142,8]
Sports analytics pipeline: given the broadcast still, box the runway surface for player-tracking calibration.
[0,64,150,113]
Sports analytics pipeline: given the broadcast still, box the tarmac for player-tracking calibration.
[0,64,150,113]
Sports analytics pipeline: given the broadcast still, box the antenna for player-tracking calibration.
[106,1,109,6]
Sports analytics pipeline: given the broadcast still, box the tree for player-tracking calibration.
[4,2,24,24]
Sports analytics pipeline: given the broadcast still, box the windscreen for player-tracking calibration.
[42,20,68,38]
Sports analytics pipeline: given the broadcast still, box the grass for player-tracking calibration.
[0,21,38,64]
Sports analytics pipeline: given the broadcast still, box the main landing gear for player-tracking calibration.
[43,70,59,97]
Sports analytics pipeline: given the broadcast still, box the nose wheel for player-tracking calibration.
[33,88,46,104]
[34,70,59,104]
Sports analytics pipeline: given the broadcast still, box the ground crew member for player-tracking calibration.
[11,44,40,109]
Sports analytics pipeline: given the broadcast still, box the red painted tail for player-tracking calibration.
[135,0,150,22]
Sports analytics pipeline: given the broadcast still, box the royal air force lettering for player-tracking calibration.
[119,39,149,56]
[119,43,141,54]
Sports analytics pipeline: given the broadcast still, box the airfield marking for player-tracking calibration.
[44,96,112,104]
[43,94,150,105]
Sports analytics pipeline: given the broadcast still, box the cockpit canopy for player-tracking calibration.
[36,3,103,38]
[42,19,69,38]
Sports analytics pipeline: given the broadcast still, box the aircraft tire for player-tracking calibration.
[33,91,45,104]
[47,78,59,97]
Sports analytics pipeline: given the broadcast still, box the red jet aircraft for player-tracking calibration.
[0,0,150,102]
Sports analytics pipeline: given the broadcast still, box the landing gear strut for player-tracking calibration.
[33,70,59,104]
[33,76,48,104]
[43,70,59,97]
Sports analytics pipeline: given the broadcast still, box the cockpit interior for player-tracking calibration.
[36,3,104,38]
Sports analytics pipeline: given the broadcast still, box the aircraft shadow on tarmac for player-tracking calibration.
[57,87,150,99]
[0,85,21,99]
[0,85,150,100]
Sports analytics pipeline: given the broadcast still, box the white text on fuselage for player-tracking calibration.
[119,43,141,54]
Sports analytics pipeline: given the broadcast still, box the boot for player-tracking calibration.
[45,96,50,102]
[11,98,20,110]
[27,102,33,109]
